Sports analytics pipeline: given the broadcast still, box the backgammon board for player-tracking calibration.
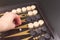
[0,1,54,40]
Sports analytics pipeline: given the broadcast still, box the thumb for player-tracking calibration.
[13,15,22,26]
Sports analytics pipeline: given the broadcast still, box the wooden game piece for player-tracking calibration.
[28,23,34,29]
[28,11,33,16]
[26,6,32,11]
[31,5,36,10]
[16,8,22,14]
[33,21,39,28]
[41,26,47,31]
[38,20,44,26]
[11,9,17,14]
[22,7,26,12]
[33,10,38,15]
[44,33,50,39]
[35,28,42,34]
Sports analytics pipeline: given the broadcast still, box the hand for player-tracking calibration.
[0,12,22,32]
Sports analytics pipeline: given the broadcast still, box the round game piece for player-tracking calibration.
[33,10,38,15]
[28,11,33,16]
[30,30,36,36]
[26,17,31,22]
[11,9,17,14]
[35,15,40,20]
[33,21,39,28]
[22,7,26,12]
[16,8,22,14]
[30,16,36,21]
[41,26,47,31]
[44,33,50,39]
[31,5,36,10]
[28,23,34,28]
[5,12,9,13]
[35,28,42,34]
[19,28,22,31]
[39,37,45,40]
[38,20,44,26]
[26,6,32,11]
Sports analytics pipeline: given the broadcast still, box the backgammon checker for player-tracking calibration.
[0,2,54,40]
[16,8,22,14]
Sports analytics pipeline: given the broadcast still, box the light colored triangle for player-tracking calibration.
[5,30,29,38]
[22,36,32,40]
[16,24,28,29]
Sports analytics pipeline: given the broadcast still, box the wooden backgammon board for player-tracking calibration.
[0,1,54,40]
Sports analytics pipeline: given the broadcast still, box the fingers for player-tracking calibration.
[13,15,22,26]
[0,12,16,22]
[0,12,22,32]
[4,12,17,22]
[2,12,22,26]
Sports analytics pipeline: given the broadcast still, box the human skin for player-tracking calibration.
[0,12,22,32]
